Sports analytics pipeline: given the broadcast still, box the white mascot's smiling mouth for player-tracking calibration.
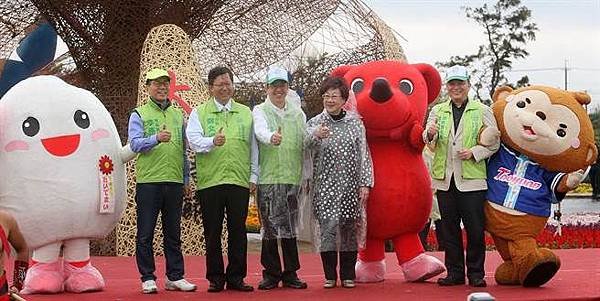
[41,134,81,157]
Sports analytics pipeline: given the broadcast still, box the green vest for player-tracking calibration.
[135,99,184,183]
[257,102,305,185]
[196,99,253,189]
[431,99,487,180]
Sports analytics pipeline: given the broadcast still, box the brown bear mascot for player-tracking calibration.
[481,85,597,287]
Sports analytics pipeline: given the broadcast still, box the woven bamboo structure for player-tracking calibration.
[1,0,406,256]
[117,25,210,256]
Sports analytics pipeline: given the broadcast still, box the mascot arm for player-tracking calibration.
[389,121,425,151]
[120,144,136,163]
[478,126,500,147]
[472,107,500,161]
[409,122,426,151]
[556,169,586,193]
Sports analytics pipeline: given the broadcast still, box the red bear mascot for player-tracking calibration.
[332,60,446,282]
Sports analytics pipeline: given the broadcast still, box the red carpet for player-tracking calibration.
[17,249,600,301]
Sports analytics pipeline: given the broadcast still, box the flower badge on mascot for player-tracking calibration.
[0,76,136,294]
[480,85,597,287]
[332,60,446,282]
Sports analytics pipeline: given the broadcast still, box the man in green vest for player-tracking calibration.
[423,65,499,288]
[128,68,196,294]
[252,67,307,290]
[186,66,255,293]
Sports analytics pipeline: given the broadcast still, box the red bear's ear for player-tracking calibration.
[331,65,352,78]
[413,64,441,104]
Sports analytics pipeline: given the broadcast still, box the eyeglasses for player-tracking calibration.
[322,94,342,100]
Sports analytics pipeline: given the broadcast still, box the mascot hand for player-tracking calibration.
[478,126,500,147]
[409,122,426,149]
[566,169,586,189]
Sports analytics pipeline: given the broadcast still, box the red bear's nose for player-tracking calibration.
[370,78,393,103]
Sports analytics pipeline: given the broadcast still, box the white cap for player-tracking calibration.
[445,65,469,83]
[266,67,289,84]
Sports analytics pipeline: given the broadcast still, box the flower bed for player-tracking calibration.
[424,212,600,251]
[246,195,261,233]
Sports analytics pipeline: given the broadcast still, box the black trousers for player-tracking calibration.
[261,238,300,282]
[198,184,249,285]
[135,183,184,282]
[419,219,445,251]
[590,168,599,198]
[436,178,486,280]
[320,251,357,281]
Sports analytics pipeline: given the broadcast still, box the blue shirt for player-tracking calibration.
[486,144,565,217]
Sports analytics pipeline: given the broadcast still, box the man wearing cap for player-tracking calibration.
[423,65,499,288]
[251,67,307,290]
[128,68,196,294]
[186,66,255,292]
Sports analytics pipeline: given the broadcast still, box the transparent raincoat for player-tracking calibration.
[254,96,306,240]
[303,109,373,252]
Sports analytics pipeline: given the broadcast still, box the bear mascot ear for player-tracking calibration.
[571,91,591,105]
[331,65,353,78]
[493,86,513,103]
[413,63,441,104]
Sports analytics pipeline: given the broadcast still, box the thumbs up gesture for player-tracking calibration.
[271,126,283,145]
[157,124,172,142]
[213,127,226,146]
[313,122,330,139]
[426,115,438,141]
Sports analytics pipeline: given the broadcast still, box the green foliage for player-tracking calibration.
[437,0,538,102]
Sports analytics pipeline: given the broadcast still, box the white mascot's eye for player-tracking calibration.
[74,110,90,129]
[22,117,40,137]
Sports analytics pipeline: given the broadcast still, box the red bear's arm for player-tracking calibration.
[388,121,425,151]
[408,122,426,151]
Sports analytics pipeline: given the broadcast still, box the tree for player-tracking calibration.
[437,0,538,102]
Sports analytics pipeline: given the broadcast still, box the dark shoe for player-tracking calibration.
[522,261,560,287]
[258,278,279,290]
[207,281,224,293]
[469,278,487,287]
[437,276,465,286]
[227,281,254,292]
[282,278,307,289]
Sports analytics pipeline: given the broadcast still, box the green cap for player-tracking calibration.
[266,66,289,84]
[445,65,469,83]
[145,68,170,81]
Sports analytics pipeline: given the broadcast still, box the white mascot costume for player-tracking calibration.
[0,76,134,294]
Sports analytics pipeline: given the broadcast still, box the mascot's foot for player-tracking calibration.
[400,253,445,282]
[21,261,64,294]
[495,261,520,285]
[522,249,561,287]
[355,259,386,283]
[64,262,105,293]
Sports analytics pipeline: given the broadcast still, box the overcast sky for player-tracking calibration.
[364,0,600,109]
